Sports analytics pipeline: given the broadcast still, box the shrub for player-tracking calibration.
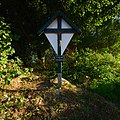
[63,48,120,102]
[0,18,30,87]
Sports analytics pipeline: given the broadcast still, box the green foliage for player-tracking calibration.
[63,48,118,82]
[1,0,119,63]
[0,18,30,87]
[0,18,14,62]
[63,48,120,102]
[62,0,119,30]
[90,53,120,102]
[90,78,120,103]
[31,48,57,79]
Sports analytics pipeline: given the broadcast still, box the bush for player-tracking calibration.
[63,48,120,102]
[0,18,30,87]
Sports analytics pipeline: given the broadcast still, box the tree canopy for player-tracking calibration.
[1,0,119,64]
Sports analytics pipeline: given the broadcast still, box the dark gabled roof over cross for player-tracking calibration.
[37,11,81,35]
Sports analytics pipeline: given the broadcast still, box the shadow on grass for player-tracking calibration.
[91,81,120,105]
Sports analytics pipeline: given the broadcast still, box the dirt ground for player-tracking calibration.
[0,75,120,120]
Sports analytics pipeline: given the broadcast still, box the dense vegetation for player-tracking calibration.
[0,18,30,87]
[0,0,120,119]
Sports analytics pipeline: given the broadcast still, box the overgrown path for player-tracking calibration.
[0,75,120,120]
